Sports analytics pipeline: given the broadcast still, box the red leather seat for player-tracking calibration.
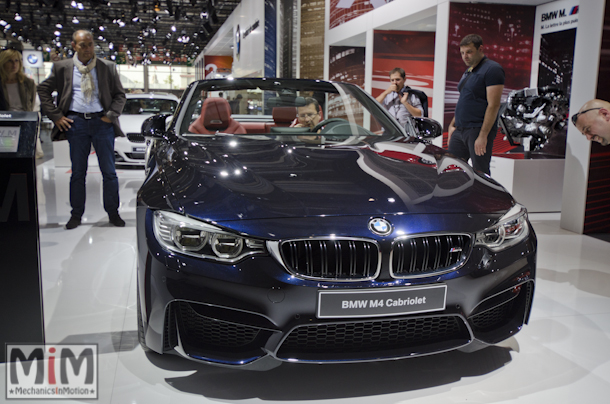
[188,97,246,134]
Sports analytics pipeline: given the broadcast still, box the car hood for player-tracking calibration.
[158,137,514,221]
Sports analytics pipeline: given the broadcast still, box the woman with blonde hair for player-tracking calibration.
[0,48,43,157]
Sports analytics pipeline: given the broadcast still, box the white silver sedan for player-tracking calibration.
[115,93,179,166]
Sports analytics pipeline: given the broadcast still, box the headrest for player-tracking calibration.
[273,107,296,124]
[202,97,232,130]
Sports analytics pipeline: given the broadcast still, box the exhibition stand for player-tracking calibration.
[491,153,565,213]
[0,111,45,362]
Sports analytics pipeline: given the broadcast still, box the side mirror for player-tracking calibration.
[141,114,171,139]
[412,117,443,139]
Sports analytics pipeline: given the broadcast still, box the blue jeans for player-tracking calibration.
[66,115,119,218]
[448,126,496,175]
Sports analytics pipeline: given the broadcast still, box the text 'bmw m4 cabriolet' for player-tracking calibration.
[136,78,536,370]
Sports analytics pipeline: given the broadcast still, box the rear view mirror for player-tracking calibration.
[412,117,442,139]
[141,114,172,139]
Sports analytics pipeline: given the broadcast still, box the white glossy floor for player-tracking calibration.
[2,141,610,403]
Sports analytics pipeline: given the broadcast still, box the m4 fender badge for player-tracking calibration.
[369,218,393,236]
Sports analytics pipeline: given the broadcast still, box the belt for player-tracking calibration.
[68,111,105,119]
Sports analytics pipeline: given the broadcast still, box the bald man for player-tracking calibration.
[571,99,610,146]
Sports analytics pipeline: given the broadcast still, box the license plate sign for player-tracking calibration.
[317,285,447,318]
[132,146,146,153]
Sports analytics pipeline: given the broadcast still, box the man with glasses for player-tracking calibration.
[571,99,610,146]
[294,97,322,130]
[447,34,505,175]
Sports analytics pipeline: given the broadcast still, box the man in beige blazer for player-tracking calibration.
[38,30,127,229]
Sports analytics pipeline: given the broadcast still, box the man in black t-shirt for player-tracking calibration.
[447,34,505,175]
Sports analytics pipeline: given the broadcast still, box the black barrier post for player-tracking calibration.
[0,111,45,362]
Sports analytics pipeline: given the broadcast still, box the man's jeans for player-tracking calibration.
[65,115,119,218]
[448,126,496,175]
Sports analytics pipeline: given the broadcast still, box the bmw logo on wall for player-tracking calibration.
[22,50,44,68]
[368,218,392,236]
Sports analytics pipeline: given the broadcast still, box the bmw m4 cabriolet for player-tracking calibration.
[136,78,536,370]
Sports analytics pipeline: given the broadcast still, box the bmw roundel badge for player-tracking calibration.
[368,218,392,236]
[27,54,39,65]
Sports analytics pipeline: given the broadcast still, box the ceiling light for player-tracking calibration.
[56,23,63,29]
[171,25,176,32]
[108,42,114,50]
[72,16,79,24]
[54,31,61,36]
[14,13,22,22]
[99,25,104,31]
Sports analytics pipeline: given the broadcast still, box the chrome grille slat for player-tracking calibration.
[409,239,417,272]
[391,234,471,278]
[280,239,381,281]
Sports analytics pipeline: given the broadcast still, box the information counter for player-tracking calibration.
[0,111,44,362]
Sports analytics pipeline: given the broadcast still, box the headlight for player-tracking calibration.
[153,211,266,262]
[475,204,529,252]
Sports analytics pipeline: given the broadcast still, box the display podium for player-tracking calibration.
[490,152,565,213]
[0,111,44,362]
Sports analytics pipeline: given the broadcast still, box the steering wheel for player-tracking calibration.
[311,118,348,133]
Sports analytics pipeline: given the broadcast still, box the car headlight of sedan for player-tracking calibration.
[475,204,529,252]
[153,211,266,262]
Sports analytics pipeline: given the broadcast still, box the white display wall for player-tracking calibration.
[231,0,266,78]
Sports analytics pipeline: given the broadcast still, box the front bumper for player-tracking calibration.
[114,136,146,166]
[137,209,536,370]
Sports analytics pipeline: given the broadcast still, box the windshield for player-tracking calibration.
[125,98,178,115]
[176,78,407,145]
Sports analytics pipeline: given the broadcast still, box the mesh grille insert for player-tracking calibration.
[176,302,261,348]
[277,315,469,359]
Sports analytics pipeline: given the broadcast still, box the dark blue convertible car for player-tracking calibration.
[136,78,536,370]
